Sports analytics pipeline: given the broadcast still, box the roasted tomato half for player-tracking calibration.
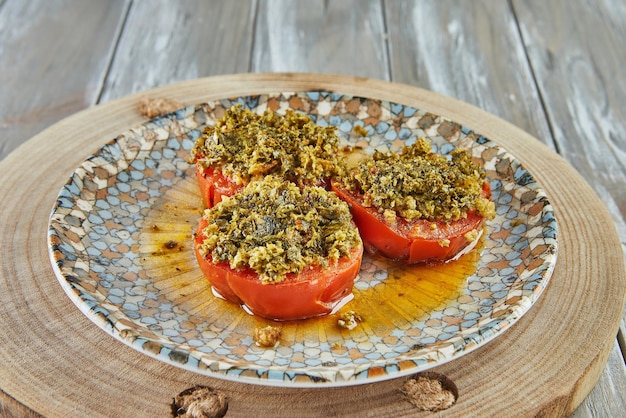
[331,181,492,264]
[194,218,363,321]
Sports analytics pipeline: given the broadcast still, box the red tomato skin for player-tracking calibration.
[195,165,243,208]
[331,182,488,264]
[194,218,363,321]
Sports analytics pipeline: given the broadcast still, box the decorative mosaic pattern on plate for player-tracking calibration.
[48,92,558,387]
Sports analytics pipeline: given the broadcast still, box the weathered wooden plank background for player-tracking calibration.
[0,0,127,157]
[0,0,624,416]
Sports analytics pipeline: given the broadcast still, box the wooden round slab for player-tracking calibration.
[0,73,624,417]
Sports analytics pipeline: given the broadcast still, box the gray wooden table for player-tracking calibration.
[1,0,624,416]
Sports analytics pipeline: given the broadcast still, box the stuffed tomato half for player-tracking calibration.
[193,176,363,321]
[190,105,347,208]
[332,181,492,263]
[333,138,496,264]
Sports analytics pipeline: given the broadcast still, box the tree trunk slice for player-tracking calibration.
[0,74,623,417]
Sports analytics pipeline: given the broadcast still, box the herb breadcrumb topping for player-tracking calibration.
[190,105,346,187]
[197,176,362,284]
[342,138,496,223]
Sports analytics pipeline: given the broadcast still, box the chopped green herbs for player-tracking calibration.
[342,138,496,223]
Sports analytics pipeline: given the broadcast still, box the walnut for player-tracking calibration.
[401,372,458,412]
[253,325,281,348]
[337,311,362,330]
[172,386,228,418]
